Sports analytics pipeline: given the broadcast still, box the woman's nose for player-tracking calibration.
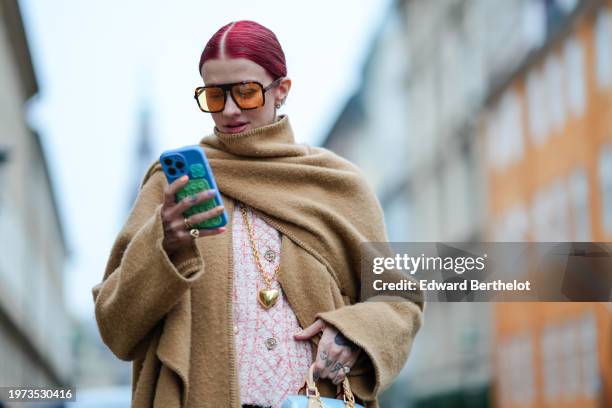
[223,94,241,115]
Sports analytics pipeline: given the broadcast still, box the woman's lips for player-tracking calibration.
[224,122,249,134]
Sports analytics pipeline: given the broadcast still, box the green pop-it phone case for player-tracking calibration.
[176,166,223,229]
[159,146,228,229]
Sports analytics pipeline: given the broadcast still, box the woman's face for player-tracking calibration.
[200,57,291,134]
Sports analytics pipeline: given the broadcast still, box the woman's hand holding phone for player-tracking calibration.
[161,175,226,257]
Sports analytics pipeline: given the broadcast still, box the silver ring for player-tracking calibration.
[342,365,351,374]
[189,228,200,239]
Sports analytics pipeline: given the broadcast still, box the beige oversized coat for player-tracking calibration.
[92,116,423,407]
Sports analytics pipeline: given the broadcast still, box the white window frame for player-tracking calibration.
[595,9,612,88]
[563,36,587,118]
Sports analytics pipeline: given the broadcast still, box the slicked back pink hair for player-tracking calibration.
[199,20,287,80]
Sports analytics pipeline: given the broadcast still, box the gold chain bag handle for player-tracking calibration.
[304,364,357,408]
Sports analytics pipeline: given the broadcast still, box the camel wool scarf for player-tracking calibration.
[93,115,423,408]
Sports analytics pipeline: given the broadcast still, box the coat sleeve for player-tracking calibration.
[316,300,423,402]
[92,168,204,361]
[315,175,425,403]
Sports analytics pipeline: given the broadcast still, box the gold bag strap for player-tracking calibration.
[304,363,356,408]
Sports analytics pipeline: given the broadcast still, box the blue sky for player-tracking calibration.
[19,0,390,320]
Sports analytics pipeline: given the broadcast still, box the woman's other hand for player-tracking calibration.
[161,175,226,256]
[294,319,361,385]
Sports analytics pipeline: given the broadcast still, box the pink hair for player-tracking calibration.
[198,20,287,79]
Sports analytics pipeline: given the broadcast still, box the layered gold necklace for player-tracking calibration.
[240,205,280,309]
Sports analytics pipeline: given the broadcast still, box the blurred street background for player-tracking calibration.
[1,0,612,407]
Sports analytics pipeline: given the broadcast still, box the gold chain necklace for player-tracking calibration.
[240,205,280,309]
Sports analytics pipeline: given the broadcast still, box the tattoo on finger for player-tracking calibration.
[320,350,335,369]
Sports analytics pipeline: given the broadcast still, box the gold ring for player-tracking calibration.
[184,217,193,230]
[189,228,200,239]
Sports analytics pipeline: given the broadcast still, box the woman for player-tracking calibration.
[93,20,423,408]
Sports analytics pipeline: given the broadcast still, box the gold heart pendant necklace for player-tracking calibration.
[241,205,280,309]
[258,289,280,309]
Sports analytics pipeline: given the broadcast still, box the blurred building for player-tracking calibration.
[495,304,611,408]
[482,0,610,243]
[72,318,131,388]
[481,0,612,406]
[69,104,153,391]
[71,107,153,392]
[0,0,72,399]
[322,0,612,407]
[324,0,552,244]
[324,0,540,406]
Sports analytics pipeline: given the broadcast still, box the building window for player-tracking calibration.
[532,178,570,240]
[486,111,501,168]
[502,334,535,405]
[441,155,472,239]
[522,0,547,48]
[551,179,571,239]
[595,9,612,88]
[495,203,529,241]
[598,145,612,234]
[578,313,600,398]
[560,322,581,400]
[542,325,562,401]
[440,28,461,123]
[488,89,524,169]
[563,35,587,117]
[502,89,524,164]
[527,68,549,145]
[568,168,591,240]
[0,205,24,301]
[541,315,600,403]
[532,187,551,240]
[544,54,566,132]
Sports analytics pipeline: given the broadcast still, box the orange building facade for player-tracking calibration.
[480,1,612,407]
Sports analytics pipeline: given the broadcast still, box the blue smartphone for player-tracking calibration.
[159,145,228,229]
